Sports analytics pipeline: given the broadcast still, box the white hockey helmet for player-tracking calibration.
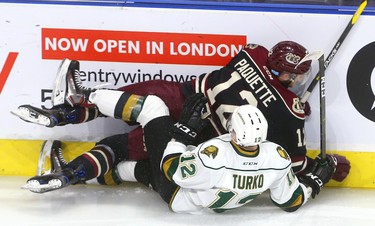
[227,105,268,147]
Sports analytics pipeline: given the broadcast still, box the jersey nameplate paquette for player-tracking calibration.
[233,52,277,107]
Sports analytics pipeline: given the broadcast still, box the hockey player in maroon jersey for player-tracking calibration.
[13,41,350,192]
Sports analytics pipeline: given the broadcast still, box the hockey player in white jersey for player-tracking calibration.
[163,105,289,212]
[157,94,335,213]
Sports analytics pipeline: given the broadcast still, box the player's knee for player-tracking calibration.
[137,95,169,126]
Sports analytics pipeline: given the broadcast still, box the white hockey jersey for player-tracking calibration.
[161,134,309,214]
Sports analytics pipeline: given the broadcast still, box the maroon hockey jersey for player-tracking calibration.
[193,44,307,159]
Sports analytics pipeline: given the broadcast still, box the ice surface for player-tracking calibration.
[1,176,375,226]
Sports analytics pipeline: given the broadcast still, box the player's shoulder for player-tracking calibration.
[239,43,269,65]
[259,141,291,168]
[195,134,231,168]
[242,43,269,54]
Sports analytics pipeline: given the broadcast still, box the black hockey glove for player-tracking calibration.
[299,155,336,199]
[170,93,208,145]
[299,172,323,199]
[311,155,337,184]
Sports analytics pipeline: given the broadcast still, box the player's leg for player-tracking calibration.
[79,131,148,186]
[23,132,146,193]
[141,115,178,202]
[117,80,186,121]
[22,93,168,193]
[51,59,184,122]
[54,68,170,126]
[107,93,178,197]
[84,95,174,193]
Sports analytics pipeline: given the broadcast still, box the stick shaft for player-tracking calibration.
[319,55,326,159]
[300,0,368,104]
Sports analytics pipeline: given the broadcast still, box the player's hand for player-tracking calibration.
[299,155,336,198]
[170,93,208,145]
[330,154,351,182]
[299,173,323,199]
[301,101,311,116]
[311,155,337,184]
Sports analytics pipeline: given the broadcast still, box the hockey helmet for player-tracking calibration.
[227,105,268,147]
[267,41,311,76]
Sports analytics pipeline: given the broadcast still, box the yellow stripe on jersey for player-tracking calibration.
[272,185,304,212]
[289,193,303,207]
[162,155,180,181]
[121,94,145,122]
[230,141,259,157]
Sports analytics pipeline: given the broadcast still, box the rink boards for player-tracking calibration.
[0,139,374,189]
[1,2,375,189]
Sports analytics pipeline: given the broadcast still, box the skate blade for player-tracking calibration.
[21,179,62,193]
[21,182,50,190]
[52,59,70,106]
[10,108,51,127]
[36,140,53,176]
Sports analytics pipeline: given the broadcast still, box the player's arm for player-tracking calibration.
[161,141,187,182]
[269,168,309,212]
[271,155,336,212]
[161,93,209,184]
[162,142,219,189]
[267,145,307,212]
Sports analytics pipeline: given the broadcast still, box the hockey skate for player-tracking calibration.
[36,140,68,176]
[21,140,77,193]
[10,105,58,127]
[11,104,87,128]
[52,59,93,107]
[22,167,80,193]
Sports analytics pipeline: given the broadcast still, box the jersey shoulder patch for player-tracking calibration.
[245,43,259,49]
[197,137,229,168]
[260,142,291,169]
[200,145,219,159]
[276,146,290,161]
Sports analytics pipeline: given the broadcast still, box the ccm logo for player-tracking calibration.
[243,162,258,166]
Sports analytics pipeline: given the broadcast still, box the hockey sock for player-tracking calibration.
[66,144,115,181]
[115,161,138,182]
[54,105,100,125]
[88,89,145,123]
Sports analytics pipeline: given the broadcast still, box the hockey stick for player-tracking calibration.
[318,54,326,160]
[300,0,368,104]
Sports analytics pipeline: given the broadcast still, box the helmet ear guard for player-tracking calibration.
[227,105,268,147]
